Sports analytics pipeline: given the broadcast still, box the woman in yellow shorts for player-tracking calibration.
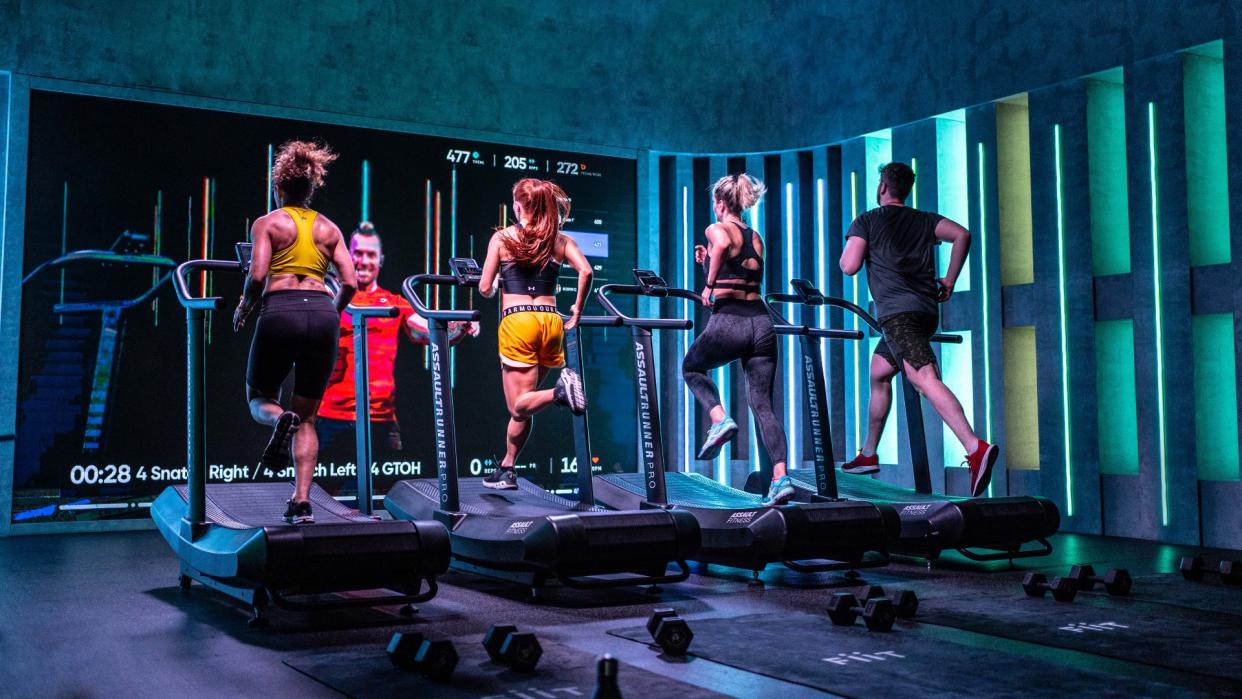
[477,178,594,489]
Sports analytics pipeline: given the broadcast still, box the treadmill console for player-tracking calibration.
[450,257,482,286]
[791,278,825,305]
[235,243,253,276]
[633,269,669,293]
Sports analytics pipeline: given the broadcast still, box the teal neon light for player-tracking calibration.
[748,200,763,472]
[1148,102,1170,526]
[978,142,993,496]
[1054,125,1074,517]
[361,160,371,222]
[849,171,861,453]
[681,185,697,477]
[785,183,798,469]
[266,144,274,212]
[911,157,918,209]
[816,178,827,351]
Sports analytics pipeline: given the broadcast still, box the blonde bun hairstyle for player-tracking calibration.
[711,173,767,214]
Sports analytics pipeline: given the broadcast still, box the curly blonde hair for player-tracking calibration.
[272,140,337,205]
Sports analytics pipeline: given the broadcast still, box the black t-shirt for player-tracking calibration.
[845,205,944,320]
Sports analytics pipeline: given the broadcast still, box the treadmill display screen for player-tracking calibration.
[12,90,639,524]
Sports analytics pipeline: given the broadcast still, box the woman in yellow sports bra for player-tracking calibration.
[476,178,593,490]
[232,140,357,524]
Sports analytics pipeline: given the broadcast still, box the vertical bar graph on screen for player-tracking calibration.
[784,182,798,469]
[978,143,993,495]
[361,159,370,222]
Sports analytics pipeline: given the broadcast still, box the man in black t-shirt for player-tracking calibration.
[839,162,998,497]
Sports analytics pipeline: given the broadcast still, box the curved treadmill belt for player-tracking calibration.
[601,473,762,509]
[789,470,968,504]
[174,483,374,529]
[399,478,604,516]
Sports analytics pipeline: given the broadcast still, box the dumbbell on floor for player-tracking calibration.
[857,585,919,618]
[482,624,543,672]
[827,592,896,631]
[1067,565,1132,596]
[646,608,694,656]
[387,632,458,681]
[1021,573,1077,602]
[1179,556,1242,585]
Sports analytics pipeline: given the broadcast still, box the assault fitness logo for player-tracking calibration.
[725,511,756,525]
[506,520,535,535]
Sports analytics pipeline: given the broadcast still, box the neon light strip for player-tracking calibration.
[361,160,370,222]
[1148,102,1170,526]
[1053,125,1074,517]
[816,177,826,369]
[682,185,693,475]
[749,200,762,471]
[200,177,209,291]
[0,74,9,324]
[450,168,458,386]
[266,144,274,212]
[434,191,441,308]
[911,157,918,209]
[977,142,993,496]
[850,171,861,452]
[60,182,68,318]
[153,190,162,326]
[423,180,431,370]
[785,182,798,469]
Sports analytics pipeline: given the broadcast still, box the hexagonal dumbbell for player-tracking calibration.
[481,624,542,672]
[827,592,896,631]
[1067,564,1132,596]
[1179,556,1242,585]
[858,585,919,618]
[387,632,458,681]
[1021,572,1078,602]
[646,607,693,656]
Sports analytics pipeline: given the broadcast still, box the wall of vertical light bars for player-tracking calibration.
[649,39,1239,547]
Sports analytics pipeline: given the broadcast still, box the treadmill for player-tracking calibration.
[585,270,898,581]
[150,256,451,626]
[383,258,700,599]
[748,279,1060,562]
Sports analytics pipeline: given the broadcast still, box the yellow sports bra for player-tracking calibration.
[269,206,329,279]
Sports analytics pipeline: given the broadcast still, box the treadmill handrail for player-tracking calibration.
[345,304,400,319]
[766,288,962,345]
[174,259,239,311]
[596,283,694,330]
[401,274,483,322]
[22,250,177,285]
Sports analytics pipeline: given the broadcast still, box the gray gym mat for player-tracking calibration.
[284,637,727,698]
[608,612,1210,698]
[917,588,1242,681]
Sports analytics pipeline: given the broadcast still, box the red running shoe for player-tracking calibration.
[841,452,880,475]
[967,440,999,497]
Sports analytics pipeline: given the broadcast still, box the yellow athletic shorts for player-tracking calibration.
[497,307,565,368]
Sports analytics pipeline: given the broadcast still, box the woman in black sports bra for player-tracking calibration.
[684,173,793,506]
[476,178,594,490]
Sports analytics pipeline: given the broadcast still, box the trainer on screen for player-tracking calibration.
[839,162,998,496]
[316,222,477,475]
[476,178,592,490]
[233,140,356,524]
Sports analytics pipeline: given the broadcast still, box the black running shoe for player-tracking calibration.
[261,411,300,470]
[283,499,314,524]
[553,368,587,416]
[483,466,518,490]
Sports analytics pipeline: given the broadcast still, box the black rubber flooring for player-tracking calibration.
[2,528,1240,697]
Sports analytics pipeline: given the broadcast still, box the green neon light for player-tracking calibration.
[850,171,861,453]
[1148,102,1170,526]
[911,156,918,209]
[1054,125,1074,517]
[978,142,993,496]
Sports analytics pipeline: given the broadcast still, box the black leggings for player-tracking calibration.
[246,290,340,399]
[681,299,788,464]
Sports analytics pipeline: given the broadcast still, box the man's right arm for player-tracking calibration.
[934,218,971,298]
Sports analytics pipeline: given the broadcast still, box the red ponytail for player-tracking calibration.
[503,178,568,266]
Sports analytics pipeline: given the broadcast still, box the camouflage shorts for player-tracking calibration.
[874,312,940,371]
